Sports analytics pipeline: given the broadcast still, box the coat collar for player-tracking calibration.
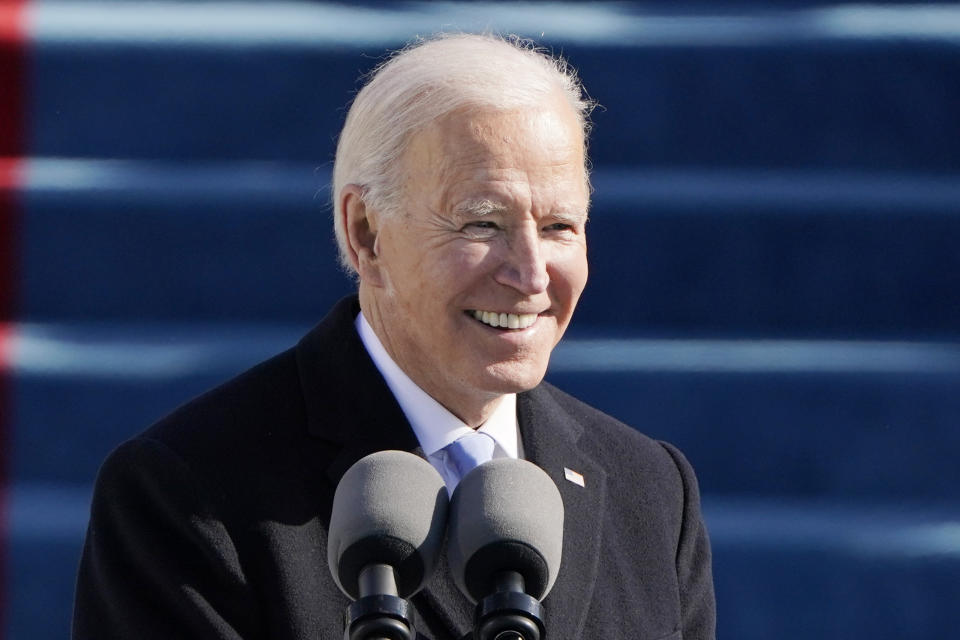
[295,295,419,483]
[296,295,607,639]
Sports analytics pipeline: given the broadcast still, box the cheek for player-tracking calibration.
[392,245,491,317]
[425,243,495,285]
[550,245,589,308]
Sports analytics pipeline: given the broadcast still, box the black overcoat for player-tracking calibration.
[73,296,715,639]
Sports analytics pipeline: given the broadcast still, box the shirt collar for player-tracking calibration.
[355,311,519,458]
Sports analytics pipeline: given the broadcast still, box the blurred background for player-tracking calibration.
[2,1,960,638]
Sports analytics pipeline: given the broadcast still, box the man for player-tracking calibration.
[73,34,715,639]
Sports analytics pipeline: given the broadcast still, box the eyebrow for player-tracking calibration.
[452,199,509,218]
[452,200,589,227]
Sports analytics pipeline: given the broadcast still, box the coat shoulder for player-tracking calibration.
[98,345,315,522]
[145,347,303,449]
[534,381,690,476]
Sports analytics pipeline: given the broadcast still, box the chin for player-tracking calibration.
[477,360,549,395]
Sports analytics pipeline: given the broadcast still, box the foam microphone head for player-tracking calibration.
[327,450,449,600]
[447,458,564,603]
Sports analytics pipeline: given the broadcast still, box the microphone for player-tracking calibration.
[328,450,449,640]
[447,458,564,640]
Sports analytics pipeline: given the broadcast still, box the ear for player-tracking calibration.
[340,184,384,286]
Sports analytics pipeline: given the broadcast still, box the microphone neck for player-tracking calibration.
[358,564,399,598]
[493,570,526,595]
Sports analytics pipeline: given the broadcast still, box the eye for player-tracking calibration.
[543,221,583,236]
[462,220,500,238]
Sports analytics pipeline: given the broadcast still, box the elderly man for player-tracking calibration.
[73,34,715,639]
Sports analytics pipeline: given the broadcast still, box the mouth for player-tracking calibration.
[467,309,539,330]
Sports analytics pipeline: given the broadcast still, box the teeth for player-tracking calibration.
[470,310,538,330]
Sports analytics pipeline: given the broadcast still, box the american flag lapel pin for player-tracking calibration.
[563,467,585,487]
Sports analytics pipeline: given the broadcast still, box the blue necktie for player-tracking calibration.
[444,431,497,482]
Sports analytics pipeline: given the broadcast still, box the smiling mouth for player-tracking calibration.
[468,310,538,330]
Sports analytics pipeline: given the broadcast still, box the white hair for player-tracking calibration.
[331,33,595,274]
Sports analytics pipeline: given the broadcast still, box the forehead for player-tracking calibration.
[400,101,588,213]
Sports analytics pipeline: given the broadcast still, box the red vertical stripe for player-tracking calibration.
[0,1,27,637]
[0,158,21,319]
[1,0,27,319]
[1,0,27,159]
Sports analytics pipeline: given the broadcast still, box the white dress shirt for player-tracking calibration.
[355,312,521,492]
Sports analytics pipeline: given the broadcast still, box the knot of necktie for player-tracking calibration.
[443,430,497,481]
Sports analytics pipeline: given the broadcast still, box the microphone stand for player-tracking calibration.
[474,571,545,640]
[344,564,415,640]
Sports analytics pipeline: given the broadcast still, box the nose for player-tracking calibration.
[494,224,549,295]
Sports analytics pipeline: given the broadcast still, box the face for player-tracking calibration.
[358,98,589,423]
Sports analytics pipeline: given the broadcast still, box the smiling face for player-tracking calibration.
[350,97,589,425]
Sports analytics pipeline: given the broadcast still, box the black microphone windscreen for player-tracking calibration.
[327,450,449,599]
[447,458,564,602]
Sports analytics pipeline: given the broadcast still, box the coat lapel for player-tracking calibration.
[518,385,608,639]
[295,296,420,484]
[295,296,474,638]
